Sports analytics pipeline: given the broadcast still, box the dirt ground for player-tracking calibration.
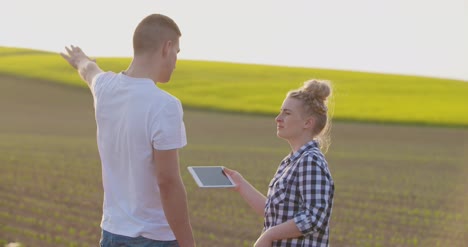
[1,74,466,246]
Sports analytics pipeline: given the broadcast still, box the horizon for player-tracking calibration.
[3,45,466,83]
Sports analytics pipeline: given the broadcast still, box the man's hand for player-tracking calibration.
[60,45,102,87]
[60,45,95,70]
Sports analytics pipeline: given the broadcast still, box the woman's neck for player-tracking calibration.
[288,136,314,153]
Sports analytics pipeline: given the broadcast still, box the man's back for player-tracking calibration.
[91,71,187,240]
[61,14,195,246]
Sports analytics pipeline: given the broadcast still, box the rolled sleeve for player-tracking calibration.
[293,155,333,235]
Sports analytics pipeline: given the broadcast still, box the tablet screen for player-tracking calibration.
[188,166,235,187]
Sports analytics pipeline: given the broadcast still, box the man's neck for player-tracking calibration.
[124,56,160,81]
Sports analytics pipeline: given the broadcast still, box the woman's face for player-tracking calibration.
[275,97,309,141]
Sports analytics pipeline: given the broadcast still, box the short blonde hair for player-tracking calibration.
[287,79,333,152]
[133,14,181,55]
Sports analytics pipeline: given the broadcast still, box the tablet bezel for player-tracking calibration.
[187,166,236,188]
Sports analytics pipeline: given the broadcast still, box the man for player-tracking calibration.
[61,14,195,247]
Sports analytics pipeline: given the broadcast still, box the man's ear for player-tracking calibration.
[162,40,173,57]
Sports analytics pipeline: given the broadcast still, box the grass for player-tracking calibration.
[1,45,467,246]
[1,46,467,127]
[0,74,467,246]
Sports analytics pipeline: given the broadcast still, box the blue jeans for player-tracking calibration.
[100,230,179,247]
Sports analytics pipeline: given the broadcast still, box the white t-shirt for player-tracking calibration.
[91,72,187,240]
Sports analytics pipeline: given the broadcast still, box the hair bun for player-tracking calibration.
[302,80,331,102]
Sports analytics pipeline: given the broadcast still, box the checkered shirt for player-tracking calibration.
[264,140,334,247]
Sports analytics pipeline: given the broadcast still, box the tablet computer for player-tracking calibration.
[187,166,236,188]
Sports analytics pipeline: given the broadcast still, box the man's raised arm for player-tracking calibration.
[60,45,103,88]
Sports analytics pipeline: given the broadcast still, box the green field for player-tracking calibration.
[1,74,467,246]
[1,46,468,127]
[1,46,468,246]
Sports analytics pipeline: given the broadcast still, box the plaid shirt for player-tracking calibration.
[264,140,334,247]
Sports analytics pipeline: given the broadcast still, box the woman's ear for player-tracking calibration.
[304,116,315,129]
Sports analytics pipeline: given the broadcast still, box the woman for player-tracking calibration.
[225,79,335,247]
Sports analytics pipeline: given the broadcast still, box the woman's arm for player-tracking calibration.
[254,220,301,247]
[293,155,334,235]
[224,168,267,216]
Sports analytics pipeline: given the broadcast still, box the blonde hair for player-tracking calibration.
[133,14,181,56]
[287,79,333,152]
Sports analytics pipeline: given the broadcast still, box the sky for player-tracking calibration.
[1,0,467,81]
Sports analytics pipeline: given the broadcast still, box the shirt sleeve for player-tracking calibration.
[90,72,108,109]
[293,154,333,235]
[151,99,187,150]
[90,72,107,96]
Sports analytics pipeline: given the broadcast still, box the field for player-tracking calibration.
[1,47,468,127]
[1,74,467,247]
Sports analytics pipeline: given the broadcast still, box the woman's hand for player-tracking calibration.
[223,167,244,192]
[224,167,267,216]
